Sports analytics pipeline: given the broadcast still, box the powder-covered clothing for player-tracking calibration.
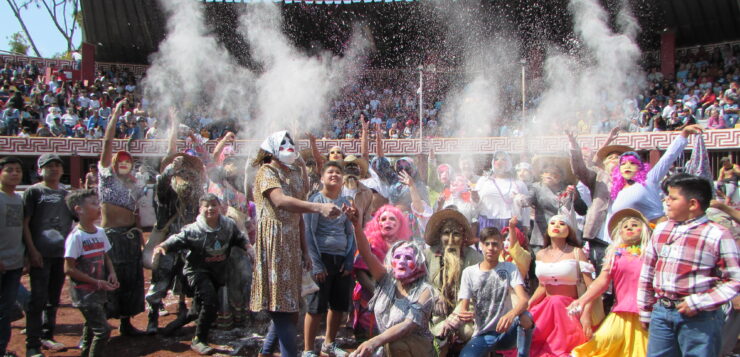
[569,147,611,242]
[474,177,529,220]
[250,162,308,313]
[64,227,111,306]
[459,262,524,336]
[97,164,140,212]
[304,192,356,275]
[370,274,436,343]
[155,164,201,234]
[160,215,248,285]
[23,183,74,258]
[0,192,24,270]
[608,252,643,314]
[608,135,687,225]
[637,215,740,324]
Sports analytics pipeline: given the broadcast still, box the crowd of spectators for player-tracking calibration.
[0,41,739,141]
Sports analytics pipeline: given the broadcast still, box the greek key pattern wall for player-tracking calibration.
[1,130,738,157]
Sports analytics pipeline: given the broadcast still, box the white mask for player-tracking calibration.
[277,136,298,165]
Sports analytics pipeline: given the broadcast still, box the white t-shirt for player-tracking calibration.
[459,262,523,336]
[474,176,528,220]
[64,226,111,262]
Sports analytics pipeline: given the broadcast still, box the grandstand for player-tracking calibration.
[1,0,739,187]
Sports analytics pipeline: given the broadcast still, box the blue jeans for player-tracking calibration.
[647,303,723,357]
[460,316,522,357]
[0,268,22,353]
[261,311,298,357]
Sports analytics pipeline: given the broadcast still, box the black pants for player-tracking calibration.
[105,227,145,318]
[26,257,65,349]
[79,303,111,357]
[187,272,222,342]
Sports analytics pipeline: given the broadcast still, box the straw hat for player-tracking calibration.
[531,155,577,185]
[160,153,205,175]
[342,155,369,178]
[595,145,633,166]
[424,208,475,246]
[607,208,650,236]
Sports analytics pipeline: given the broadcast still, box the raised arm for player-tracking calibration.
[347,204,386,282]
[101,99,126,168]
[361,119,370,161]
[212,131,235,162]
[375,124,385,158]
[566,129,597,190]
[647,124,701,185]
[308,134,325,173]
[166,109,179,157]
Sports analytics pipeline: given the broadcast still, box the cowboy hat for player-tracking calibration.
[607,208,650,236]
[160,153,205,175]
[531,155,577,185]
[342,155,369,179]
[595,145,633,166]
[424,208,475,246]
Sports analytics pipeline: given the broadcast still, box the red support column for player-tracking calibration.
[70,154,81,188]
[81,42,96,84]
[660,30,676,80]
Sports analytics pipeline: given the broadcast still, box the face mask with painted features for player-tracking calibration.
[277,135,298,165]
[620,217,643,245]
[450,175,469,196]
[391,246,418,281]
[379,211,400,238]
[547,217,570,239]
[117,159,133,176]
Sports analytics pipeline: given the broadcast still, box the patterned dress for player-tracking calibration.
[250,163,308,313]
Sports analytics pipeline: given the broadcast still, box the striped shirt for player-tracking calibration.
[637,215,740,324]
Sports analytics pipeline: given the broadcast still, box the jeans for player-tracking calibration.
[261,311,298,357]
[27,257,65,349]
[647,303,723,357]
[460,316,520,357]
[79,304,111,357]
[517,313,533,357]
[0,268,22,353]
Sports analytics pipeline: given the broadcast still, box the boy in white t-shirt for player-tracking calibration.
[64,189,119,357]
[457,227,532,357]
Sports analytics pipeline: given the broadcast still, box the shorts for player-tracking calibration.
[306,254,353,314]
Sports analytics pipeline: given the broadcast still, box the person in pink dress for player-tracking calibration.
[567,208,652,356]
[529,215,595,357]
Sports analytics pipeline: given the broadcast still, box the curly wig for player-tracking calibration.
[610,152,650,200]
[364,204,412,261]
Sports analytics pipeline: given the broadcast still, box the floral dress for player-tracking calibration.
[250,162,308,313]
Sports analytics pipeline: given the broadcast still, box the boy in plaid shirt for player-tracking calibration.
[637,173,740,356]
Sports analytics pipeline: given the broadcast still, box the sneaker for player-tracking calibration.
[190,338,214,355]
[158,306,169,317]
[321,342,348,357]
[24,348,43,357]
[39,340,65,351]
[302,351,319,357]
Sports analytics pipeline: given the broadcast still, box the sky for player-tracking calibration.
[0,1,82,58]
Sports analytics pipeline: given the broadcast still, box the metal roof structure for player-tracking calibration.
[80,0,740,65]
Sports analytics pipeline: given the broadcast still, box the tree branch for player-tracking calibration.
[6,0,42,57]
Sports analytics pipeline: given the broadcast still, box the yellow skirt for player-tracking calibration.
[572,311,648,357]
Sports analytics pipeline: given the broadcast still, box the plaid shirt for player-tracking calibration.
[637,215,740,324]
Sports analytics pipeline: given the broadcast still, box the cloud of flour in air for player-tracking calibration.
[530,0,644,136]
[142,0,255,127]
[239,3,371,138]
[434,1,521,138]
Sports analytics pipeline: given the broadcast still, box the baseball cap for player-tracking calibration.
[37,154,63,168]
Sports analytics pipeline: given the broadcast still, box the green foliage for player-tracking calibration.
[7,32,29,55]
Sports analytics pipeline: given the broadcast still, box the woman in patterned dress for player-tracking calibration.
[251,131,342,357]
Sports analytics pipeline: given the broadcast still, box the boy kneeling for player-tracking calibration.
[458,227,533,357]
[154,193,250,355]
[64,189,119,357]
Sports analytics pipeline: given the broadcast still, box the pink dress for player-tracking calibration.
[530,259,594,357]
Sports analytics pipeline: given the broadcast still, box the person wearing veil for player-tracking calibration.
[251,131,342,357]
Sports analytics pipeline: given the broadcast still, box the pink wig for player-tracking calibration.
[364,204,412,260]
[610,153,650,200]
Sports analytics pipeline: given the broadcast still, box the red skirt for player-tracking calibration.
[530,294,587,357]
